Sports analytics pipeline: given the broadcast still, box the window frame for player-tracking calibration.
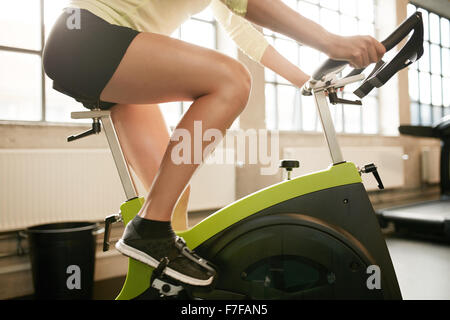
[0,0,46,123]
[0,1,219,126]
[408,2,450,126]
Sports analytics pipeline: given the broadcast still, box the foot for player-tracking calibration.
[115,216,215,286]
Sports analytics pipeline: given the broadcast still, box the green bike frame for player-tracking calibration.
[115,161,362,300]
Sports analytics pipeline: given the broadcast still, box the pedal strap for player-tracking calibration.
[151,257,170,281]
[174,237,217,277]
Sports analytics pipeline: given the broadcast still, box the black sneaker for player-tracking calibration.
[115,220,215,287]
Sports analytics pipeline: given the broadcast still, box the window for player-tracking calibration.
[264,0,379,134]
[407,3,450,126]
[0,1,218,125]
[0,0,88,123]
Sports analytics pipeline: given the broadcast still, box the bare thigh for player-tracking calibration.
[100,32,249,105]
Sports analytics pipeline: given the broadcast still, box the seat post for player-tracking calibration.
[70,110,138,200]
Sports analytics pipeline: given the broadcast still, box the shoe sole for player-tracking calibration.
[115,239,213,287]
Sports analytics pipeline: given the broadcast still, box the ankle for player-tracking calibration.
[130,216,175,239]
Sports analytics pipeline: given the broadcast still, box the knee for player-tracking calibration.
[216,58,252,112]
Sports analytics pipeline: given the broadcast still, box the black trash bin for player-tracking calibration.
[26,222,100,300]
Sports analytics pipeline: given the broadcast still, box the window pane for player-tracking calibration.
[407,4,416,17]
[0,0,41,50]
[431,75,442,106]
[277,86,296,130]
[431,44,441,74]
[192,6,214,22]
[409,68,419,102]
[359,21,375,37]
[265,67,276,83]
[362,96,378,134]
[343,104,361,133]
[44,0,70,40]
[419,72,431,104]
[445,107,450,117]
[301,95,317,131]
[292,88,303,130]
[442,48,449,77]
[419,42,430,72]
[420,104,432,125]
[411,102,420,125]
[45,75,88,123]
[441,18,449,48]
[429,13,440,44]
[430,44,441,75]
[320,8,339,33]
[418,8,429,41]
[320,0,339,11]
[276,38,298,67]
[340,0,357,17]
[265,84,276,130]
[357,0,374,23]
[298,1,320,24]
[161,102,182,129]
[182,101,193,114]
[299,46,320,75]
[284,0,298,10]
[0,51,41,121]
[433,106,443,123]
[443,78,450,107]
[181,20,215,49]
[341,16,358,36]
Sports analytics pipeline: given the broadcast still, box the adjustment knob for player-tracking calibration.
[280,160,300,180]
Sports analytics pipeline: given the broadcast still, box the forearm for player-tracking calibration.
[260,45,310,88]
[245,0,335,55]
[244,0,386,68]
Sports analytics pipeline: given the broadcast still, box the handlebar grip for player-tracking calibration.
[310,12,423,82]
[381,12,422,51]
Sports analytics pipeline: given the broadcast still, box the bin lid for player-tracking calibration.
[26,222,98,234]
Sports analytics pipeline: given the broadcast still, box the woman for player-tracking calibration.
[43,0,385,286]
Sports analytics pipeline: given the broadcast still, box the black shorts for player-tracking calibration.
[43,8,140,110]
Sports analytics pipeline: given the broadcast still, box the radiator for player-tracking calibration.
[283,146,405,191]
[421,146,440,184]
[0,149,235,232]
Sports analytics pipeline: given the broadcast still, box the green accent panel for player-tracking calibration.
[178,162,362,249]
[114,197,155,300]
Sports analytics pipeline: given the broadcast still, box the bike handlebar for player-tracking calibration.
[310,12,423,82]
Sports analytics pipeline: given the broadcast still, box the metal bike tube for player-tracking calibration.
[100,115,138,201]
[313,89,345,165]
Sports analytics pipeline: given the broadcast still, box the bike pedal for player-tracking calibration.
[151,278,184,297]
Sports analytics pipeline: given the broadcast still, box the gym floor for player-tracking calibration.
[386,235,450,300]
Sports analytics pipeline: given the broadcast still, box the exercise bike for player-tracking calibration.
[65,12,423,300]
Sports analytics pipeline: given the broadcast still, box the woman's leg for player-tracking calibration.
[109,103,190,231]
[101,32,251,224]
